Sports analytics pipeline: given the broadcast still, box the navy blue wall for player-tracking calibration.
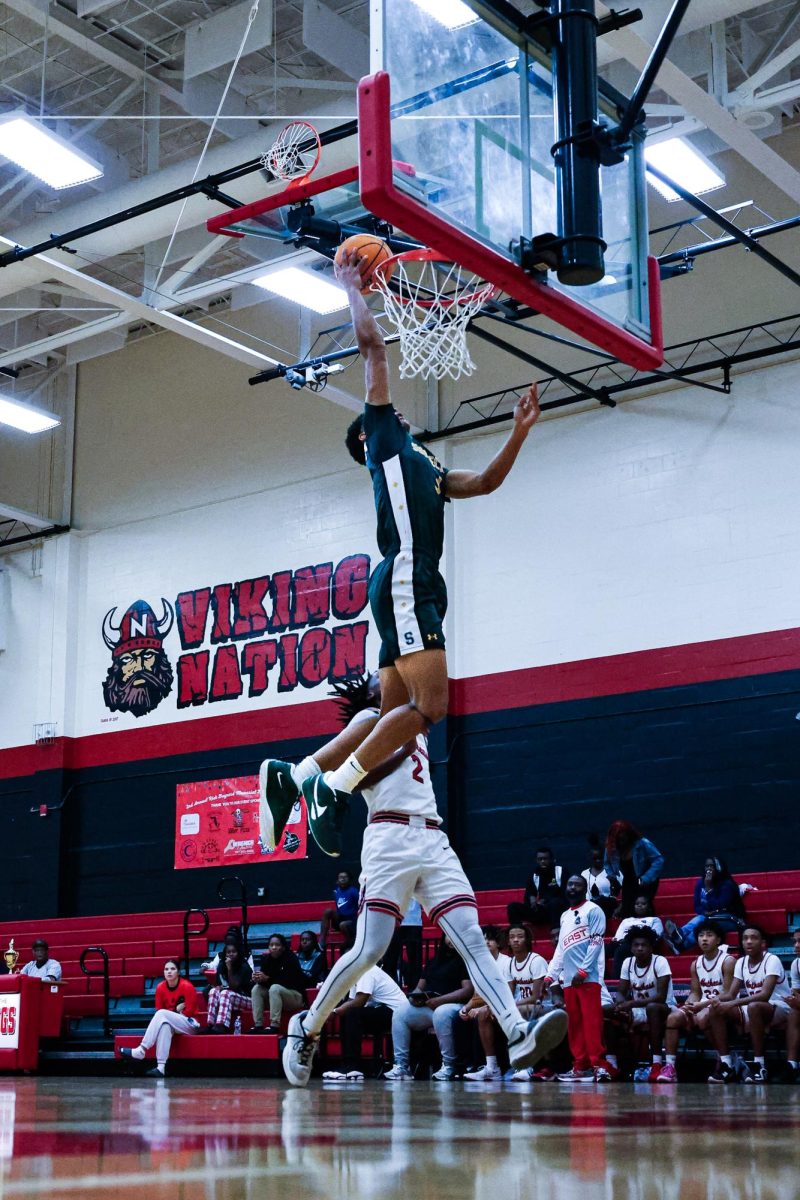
[1,669,798,920]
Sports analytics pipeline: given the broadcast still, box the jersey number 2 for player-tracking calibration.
[410,753,424,784]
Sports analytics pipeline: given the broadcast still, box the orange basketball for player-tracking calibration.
[334,233,395,293]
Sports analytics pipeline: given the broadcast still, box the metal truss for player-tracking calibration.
[0,518,69,550]
[428,312,800,440]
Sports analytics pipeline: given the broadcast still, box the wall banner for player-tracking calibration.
[174,777,307,869]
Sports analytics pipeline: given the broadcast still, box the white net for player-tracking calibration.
[261,122,320,183]
[372,257,496,381]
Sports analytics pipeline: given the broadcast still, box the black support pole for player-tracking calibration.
[550,0,606,285]
[615,0,692,141]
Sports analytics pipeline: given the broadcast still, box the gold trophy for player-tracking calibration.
[3,939,19,973]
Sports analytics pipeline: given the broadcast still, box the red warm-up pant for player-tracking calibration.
[564,982,606,1069]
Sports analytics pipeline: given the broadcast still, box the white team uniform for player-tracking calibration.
[355,709,475,926]
[791,958,800,992]
[348,966,406,1011]
[695,948,734,1003]
[620,954,677,1024]
[734,952,790,1028]
[500,952,548,1004]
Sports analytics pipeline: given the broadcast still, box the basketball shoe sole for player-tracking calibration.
[302,774,350,858]
[258,759,299,853]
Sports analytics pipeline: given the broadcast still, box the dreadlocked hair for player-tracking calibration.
[329,673,375,728]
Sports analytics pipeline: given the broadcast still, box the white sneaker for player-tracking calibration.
[345,1070,365,1081]
[383,1065,413,1081]
[509,1068,535,1082]
[322,1070,348,1081]
[431,1065,457,1081]
[282,1012,318,1088]
[464,1064,503,1081]
[508,1009,568,1070]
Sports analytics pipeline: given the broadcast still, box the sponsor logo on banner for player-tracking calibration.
[175,777,308,870]
[0,997,20,1050]
[100,554,371,720]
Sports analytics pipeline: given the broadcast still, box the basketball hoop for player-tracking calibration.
[371,249,498,381]
[261,121,321,184]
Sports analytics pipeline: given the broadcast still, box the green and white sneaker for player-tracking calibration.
[302,773,350,858]
[258,759,299,853]
[282,1012,319,1088]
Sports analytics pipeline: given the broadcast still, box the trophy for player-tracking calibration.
[3,939,19,973]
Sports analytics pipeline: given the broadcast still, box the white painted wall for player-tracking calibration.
[2,320,800,752]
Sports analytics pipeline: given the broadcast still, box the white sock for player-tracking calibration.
[327,755,366,795]
[155,1064,166,1074]
[652,1055,663,1065]
[291,756,320,788]
[755,1056,765,1067]
[666,1054,677,1066]
[486,1056,498,1071]
[721,1055,733,1067]
[131,1046,146,1060]
[606,1054,618,1068]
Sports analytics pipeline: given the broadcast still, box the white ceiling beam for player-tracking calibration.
[0,504,54,530]
[0,239,283,370]
[597,3,800,206]
[732,36,800,101]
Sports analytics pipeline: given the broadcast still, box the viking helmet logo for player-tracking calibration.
[101,599,175,717]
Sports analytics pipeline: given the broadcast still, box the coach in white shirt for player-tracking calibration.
[324,965,406,1081]
[20,940,62,982]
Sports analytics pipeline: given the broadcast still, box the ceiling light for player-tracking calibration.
[252,267,349,314]
[0,396,60,434]
[409,0,480,31]
[645,138,725,202]
[0,115,103,190]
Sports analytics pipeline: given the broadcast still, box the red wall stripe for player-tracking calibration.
[2,626,799,780]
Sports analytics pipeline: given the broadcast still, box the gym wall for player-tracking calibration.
[1,324,799,919]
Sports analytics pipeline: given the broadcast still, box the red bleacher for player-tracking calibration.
[0,871,797,1053]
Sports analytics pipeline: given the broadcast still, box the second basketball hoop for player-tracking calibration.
[371,249,497,382]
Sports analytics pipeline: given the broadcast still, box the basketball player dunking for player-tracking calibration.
[258,247,540,859]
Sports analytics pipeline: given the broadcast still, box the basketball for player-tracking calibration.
[334,233,394,293]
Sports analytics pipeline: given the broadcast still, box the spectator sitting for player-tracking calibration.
[206,942,253,1033]
[385,937,473,1081]
[706,923,791,1083]
[610,894,666,978]
[785,928,800,1084]
[249,934,308,1034]
[613,925,677,1081]
[120,959,199,1077]
[659,920,736,1082]
[604,821,665,918]
[463,924,547,1081]
[320,869,359,950]
[323,964,406,1081]
[507,847,567,929]
[667,858,745,950]
[201,926,254,973]
[296,930,327,987]
[20,940,61,982]
[381,896,424,987]
[581,833,620,920]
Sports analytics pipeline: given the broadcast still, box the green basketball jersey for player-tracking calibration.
[363,404,448,563]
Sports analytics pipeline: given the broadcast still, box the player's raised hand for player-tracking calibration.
[513,384,541,433]
[334,247,366,292]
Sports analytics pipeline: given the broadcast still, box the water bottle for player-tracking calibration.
[234,1016,242,1036]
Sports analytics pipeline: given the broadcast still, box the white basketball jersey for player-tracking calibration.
[501,951,548,1002]
[694,949,733,1001]
[791,958,800,991]
[356,709,440,822]
[622,954,676,1007]
[734,952,791,1010]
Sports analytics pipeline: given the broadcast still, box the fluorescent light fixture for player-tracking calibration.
[0,396,60,434]
[252,266,349,314]
[409,0,480,31]
[645,138,725,202]
[0,115,103,189]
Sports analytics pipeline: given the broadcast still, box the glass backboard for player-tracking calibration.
[364,0,662,369]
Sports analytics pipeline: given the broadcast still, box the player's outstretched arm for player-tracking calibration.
[335,248,390,407]
[444,384,540,499]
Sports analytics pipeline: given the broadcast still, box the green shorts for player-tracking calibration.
[369,553,447,669]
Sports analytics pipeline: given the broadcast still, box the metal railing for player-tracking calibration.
[216,876,248,950]
[80,946,110,1038]
[182,908,209,981]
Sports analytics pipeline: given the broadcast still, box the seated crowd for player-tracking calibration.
[9,819,800,1084]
